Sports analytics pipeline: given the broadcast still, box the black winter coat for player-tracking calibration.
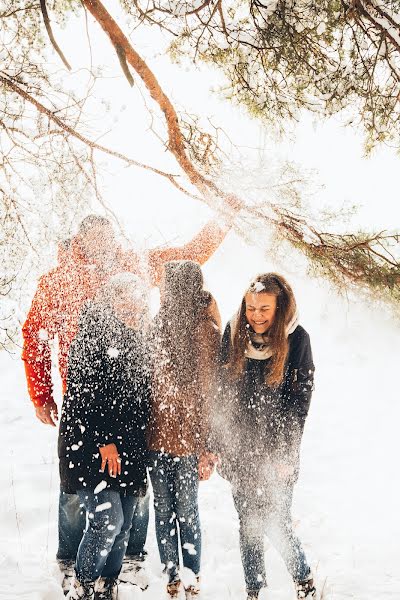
[214,323,314,485]
[58,302,150,496]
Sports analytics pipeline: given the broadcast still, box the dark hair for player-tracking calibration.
[156,260,212,386]
[78,214,113,236]
[228,273,297,386]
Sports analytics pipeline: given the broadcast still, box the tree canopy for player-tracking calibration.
[1,0,400,347]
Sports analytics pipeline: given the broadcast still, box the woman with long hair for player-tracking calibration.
[215,273,316,600]
[148,260,221,598]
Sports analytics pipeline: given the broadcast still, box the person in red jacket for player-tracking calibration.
[22,210,238,591]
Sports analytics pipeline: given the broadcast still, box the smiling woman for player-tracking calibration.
[212,272,316,600]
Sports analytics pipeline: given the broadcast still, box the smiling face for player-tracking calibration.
[245,291,278,334]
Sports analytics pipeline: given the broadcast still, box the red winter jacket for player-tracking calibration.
[22,220,228,407]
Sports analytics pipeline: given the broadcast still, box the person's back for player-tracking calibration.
[148,260,221,598]
[149,294,221,456]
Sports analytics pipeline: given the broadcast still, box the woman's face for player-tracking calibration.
[245,292,277,334]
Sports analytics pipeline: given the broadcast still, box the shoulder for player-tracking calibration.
[289,324,311,345]
[35,266,60,290]
[288,325,313,366]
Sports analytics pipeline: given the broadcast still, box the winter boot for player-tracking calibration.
[295,574,316,599]
[58,559,75,596]
[119,556,149,590]
[246,590,260,600]
[66,576,96,600]
[95,577,119,600]
[185,576,200,598]
[167,579,181,598]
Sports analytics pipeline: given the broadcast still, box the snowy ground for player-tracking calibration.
[1,238,400,600]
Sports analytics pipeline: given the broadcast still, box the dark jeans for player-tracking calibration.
[149,451,201,583]
[57,492,86,561]
[126,492,150,558]
[57,489,149,561]
[76,489,138,581]
[232,479,311,592]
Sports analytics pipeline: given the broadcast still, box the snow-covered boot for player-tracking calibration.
[119,556,149,590]
[185,576,200,598]
[167,579,181,598]
[95,577,119,600]
[58,559,75,595]
[295,574,316,599]
[66,576,95,599]
[246,591,260,600]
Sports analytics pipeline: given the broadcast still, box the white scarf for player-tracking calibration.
[230,310,299,361]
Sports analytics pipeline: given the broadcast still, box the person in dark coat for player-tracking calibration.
[213,273,316,600]
[58,273,150,600]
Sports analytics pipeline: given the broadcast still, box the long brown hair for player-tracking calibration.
[156,260,212,386]
[228,273,297,387]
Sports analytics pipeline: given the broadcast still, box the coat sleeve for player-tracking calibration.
[147,219,230,286]
[22,274,58,407]
[280,328,315,464]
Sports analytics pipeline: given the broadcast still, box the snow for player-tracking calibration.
[2,240,400,599]
[107,347,120,358]
[253,281,266,293]
[94,481,108,495]
[2,8,400,598]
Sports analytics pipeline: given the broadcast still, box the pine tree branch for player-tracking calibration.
[0,74,205,203]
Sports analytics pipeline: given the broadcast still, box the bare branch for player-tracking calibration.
[39,0,72,71]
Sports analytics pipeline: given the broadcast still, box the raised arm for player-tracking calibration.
[148,216,234,286]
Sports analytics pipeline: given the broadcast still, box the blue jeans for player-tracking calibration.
[57,490,149,561]
[57,492,86,560]
[76,489,139,581]
[149,452,201,582]
[232,481,311,592]
[126,493,150,558]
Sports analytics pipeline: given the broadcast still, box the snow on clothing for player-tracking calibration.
[216,321,314,483]
[22,220,230,407]
[147,298,221,456]
[58,302,150,497]
[148,297,221,583]
[215,319,314,591]
[75,489,139,582]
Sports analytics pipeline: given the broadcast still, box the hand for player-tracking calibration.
[35,401,58,426]
[100,444,121,478]
[198,452,219,481]
[224,193,244,212]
